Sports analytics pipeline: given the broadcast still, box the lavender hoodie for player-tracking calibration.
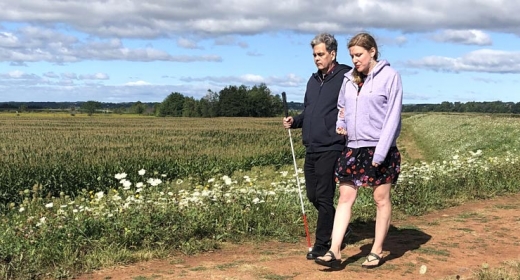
[336,59,403,164]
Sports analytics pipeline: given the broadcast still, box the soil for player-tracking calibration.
[74,193,520,280]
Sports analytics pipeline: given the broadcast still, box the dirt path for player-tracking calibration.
[75,193,520,280]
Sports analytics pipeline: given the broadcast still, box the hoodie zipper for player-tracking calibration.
[354,81,359,147]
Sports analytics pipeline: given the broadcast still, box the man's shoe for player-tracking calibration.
[306,245,328,260]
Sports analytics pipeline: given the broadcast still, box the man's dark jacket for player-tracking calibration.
[291,63,352,153]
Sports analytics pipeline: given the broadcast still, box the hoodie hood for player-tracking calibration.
[346,59,390,81]
[344,59,391,94]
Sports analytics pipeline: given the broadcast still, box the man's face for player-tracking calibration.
[313,43,336,73]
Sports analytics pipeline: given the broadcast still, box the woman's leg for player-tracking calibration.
[317,183,358,261]
[364,182,392,265]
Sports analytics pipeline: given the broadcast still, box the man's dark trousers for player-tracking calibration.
[304,150,341,249]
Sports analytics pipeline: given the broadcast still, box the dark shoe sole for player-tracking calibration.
[362,252,384,269]
[361,260,385,269]
[315,251,341,269]
[315,258,341,268]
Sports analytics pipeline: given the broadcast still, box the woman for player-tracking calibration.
[315,32,402,269]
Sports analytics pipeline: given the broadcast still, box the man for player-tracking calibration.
[283,33,353,260]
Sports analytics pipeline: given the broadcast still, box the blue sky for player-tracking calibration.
[0,0,519,104]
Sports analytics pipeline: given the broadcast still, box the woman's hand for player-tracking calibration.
[336,127,347,135]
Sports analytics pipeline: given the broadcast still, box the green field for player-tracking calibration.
[0,114,304,207]
[1,112,520,279]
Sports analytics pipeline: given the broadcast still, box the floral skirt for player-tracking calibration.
[335,146,401,187]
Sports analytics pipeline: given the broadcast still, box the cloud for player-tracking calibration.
[125,80,152,86]
[405,49,520,73]
[432,29,493,46]
[213,35,249,48]
[177,37,203,49]
[61,72,78,80]
[0,27,222,63]
[43,72,59,78]
[246,51,263,57]
[79,73,109,80]
[179,73,305,87]
[378,35,408,47]
[1,1,519,37]
[472,76,500,83]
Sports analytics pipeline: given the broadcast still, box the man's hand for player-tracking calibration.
[283,117,294,129]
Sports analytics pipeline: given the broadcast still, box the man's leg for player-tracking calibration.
[303,152,327,259]
[304,152,318,210]
[313,150,341,248]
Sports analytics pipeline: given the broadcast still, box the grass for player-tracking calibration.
[0,113,520,279]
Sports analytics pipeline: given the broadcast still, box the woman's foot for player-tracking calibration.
[361,252,384,269]
[315,251,341,269]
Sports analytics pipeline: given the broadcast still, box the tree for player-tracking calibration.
[219,85,248,117]
[19,104,28,113]
[131,101,147,115]
[81,101,102,116]
[182,97,199,117]
[203,89,220,117]
[157,92,185,117]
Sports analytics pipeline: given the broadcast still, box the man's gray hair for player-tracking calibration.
[310,33,338,53]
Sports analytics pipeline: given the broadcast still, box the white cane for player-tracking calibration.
[282,92,312,252]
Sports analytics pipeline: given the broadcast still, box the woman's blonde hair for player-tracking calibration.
[348,33,379,84]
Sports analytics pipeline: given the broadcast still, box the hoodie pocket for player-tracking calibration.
[357,113,380,140]
[369,113,383,130]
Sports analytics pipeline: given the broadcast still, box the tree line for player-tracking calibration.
[2,85,520,116]
[403,101,520,114]
[156,84,284,117]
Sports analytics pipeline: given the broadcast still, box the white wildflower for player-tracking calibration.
[121,179,132,189]
[36,217,46,227]
[95,191,104,200]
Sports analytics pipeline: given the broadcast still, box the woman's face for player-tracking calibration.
[349,45,375,75]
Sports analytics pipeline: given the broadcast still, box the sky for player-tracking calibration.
[0,0,519,104]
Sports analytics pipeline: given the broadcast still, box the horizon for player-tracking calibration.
[1,1,519,104]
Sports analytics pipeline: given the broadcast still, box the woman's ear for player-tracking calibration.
[370,47,376,58]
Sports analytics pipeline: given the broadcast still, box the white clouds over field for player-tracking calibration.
[0,0,519,103]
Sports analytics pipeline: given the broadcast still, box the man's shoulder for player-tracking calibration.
[331,64,351,77]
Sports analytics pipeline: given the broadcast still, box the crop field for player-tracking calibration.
[0,114,303,206]
[1,112,520,279]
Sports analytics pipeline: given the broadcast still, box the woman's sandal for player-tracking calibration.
[315,251,341,269]
[361,252,384,269]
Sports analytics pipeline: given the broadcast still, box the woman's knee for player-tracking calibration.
[372,184,391,206]
[338,184,357,205]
